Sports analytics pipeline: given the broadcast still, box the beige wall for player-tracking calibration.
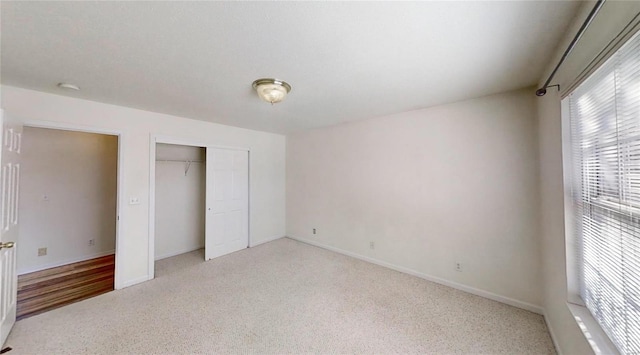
[287,88,542,311]
[2,85,286,288]
[18,127,117,274]
[154,144,205,260]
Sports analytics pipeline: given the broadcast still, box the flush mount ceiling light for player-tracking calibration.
[252,78,291,104]
[57,82,80,91]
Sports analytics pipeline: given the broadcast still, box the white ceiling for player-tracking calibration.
[1,1,581,134]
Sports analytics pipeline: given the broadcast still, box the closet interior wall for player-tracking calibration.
[154,143,206,260]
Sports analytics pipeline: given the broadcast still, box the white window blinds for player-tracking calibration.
[568,30,640,355]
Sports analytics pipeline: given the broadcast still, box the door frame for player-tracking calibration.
[22,120,125,289]
[148,134,250,280]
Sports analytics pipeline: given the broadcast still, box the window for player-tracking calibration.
[566,30,640,355]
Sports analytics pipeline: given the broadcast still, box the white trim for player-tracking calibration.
[155,246,203,261]
[544,312,563,355]
[121,275,151,288]
[567,303,619,355]
[22,120,125,290]
[287,235,544,315]
[250,235,284,248]
[23,120,122,137]
[17,250,115,276]
[561,99,583,305]
[247,150,251,248]
[153,134,250,152]
[114,130,124,290]
[148,134,156,280]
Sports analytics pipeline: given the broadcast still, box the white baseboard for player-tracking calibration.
[287,236,544,315]
[250,235,285,247]
[155,245,204,261]
[121,275,152,289]
[155,236,284,261]
[544,311,562,355]
[18,249,116,275]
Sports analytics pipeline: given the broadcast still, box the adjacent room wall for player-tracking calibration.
[154,144,205,260]
[2,85,286,288]
[287,87,542,311]
[536,1,640,354]
[18,127,117,274]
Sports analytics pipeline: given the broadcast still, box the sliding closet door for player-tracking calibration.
[205,148,248,260]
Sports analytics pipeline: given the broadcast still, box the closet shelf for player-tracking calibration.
[156,159,204,176]
[156,159,204,163]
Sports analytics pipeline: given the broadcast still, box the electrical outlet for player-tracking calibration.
[89,239,95,246]
[455,262,462,272]
[370,241,375,249]
[129,197,141,205]
[312,228,317,235]
[38,247,47,256]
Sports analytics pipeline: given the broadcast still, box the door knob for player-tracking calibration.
[0,242,15,249]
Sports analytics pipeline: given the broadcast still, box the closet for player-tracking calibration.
[152,142,250,275]
[154,144,206,262]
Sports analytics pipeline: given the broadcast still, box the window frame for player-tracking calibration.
[559,32,640,350]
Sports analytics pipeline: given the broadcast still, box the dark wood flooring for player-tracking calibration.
[17,254,115,320]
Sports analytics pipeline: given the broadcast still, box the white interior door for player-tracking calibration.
[0,110,21,345]
[205,148,248,260]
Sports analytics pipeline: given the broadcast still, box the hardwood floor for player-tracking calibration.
[16,254,115,320]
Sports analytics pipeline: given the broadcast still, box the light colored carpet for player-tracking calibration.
[6,238,555,354]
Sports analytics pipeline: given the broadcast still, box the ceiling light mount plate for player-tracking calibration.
[252,78,291,92]
[252,78,291,104]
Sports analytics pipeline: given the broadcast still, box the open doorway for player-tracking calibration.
[154,143,206,276]
[16,126,119,319]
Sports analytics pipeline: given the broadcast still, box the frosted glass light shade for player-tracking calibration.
[252,79,291,104]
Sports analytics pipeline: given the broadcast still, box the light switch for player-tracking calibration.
[129,197,141,205]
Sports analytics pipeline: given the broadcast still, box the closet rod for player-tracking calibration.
[156,159,204,163]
